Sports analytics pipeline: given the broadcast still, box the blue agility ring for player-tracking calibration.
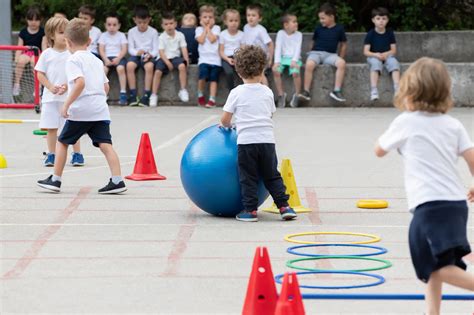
[287,244,388,258]
[275,271,385,290]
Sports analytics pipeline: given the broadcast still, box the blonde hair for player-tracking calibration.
[394,57,453,114]
[199,5,216,17]
[222,9,239,22]
[182,13,197,26]
[65,18,89,46]
[45,17,68,47]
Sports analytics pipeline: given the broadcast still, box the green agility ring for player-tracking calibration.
[33,129,47,136]
[286,255,392,272]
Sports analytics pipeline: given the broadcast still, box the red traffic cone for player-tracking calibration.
[274,272,305,315]
[242,247,278,315]
[126,133,166,181]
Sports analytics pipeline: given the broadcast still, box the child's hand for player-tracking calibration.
[290,61,299,70]
[57,84,67,95]
[166,62,174,71]
[142,53,151,62]
[111,57,120,65]
[375,53,383,60]
[61,104,69,118]
[104,59,112,66]
[48,85,60,94]
[272,63,280,72]
[468,186,474,202]
[267,58,273,69]
[137,49,145,56]
[227,57,235,65]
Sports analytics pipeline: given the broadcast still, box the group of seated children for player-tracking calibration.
[16,3,400,108]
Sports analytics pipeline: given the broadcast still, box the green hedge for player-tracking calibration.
[12,0,474,32]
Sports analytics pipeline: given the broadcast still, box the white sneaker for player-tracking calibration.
[178,89,189,102]
[12,84,20,96]
[370,90,379,101]
[149,94,158,107]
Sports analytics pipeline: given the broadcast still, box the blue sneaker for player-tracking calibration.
[71,152,85,166]
[43,153,55,167]
[138,94,150,107]
[236,210,258,222]
[119,92,128,105]
[279,206,297,221]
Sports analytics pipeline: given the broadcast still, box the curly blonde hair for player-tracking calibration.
[234,45,267,79]
[394,57,453,113]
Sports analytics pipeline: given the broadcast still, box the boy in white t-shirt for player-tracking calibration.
[77,5,101,59]
[35,16,84,167]
[38,18,126,195]
[151,12,189,107]
[195,5,221,108]
[243,4,274,87]
[126,5,159,106]
[375,57,474,314]
[220,45,296,222]
[98,13,128,105]
[273,13,303,108]
[219,9,244,91]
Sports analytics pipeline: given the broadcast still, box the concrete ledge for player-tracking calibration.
[108,62,474,107]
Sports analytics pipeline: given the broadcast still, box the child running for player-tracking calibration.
[375,57,474,315]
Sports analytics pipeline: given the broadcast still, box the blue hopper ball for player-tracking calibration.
[180,125,269,217]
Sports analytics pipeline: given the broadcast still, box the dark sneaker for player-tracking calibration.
[198,96,206,107]
[277,93,287,108]
[128,95,139,106]
[298,90,311,101]
[98,179,127,194]
[71,152,85,166]
[279,206,297,220]
[236,210,258,222]
[37,175,61,192]
[138,95,150,107]
[43,153,55,167]
[289,93,299,108]
[119,92,128,105]
[330,90,346,102]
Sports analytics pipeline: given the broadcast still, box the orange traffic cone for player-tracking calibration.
[126,133,166,181]
[274,272,305,315]
[242,247,278,315]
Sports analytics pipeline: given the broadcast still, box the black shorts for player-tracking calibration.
[409,200,471,283]
[58,120,112,148]
[154,57,187,75]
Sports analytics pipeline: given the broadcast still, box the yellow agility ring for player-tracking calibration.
[284,231,381,245]
[356,199,389,209]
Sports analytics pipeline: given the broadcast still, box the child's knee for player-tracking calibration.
[292,72,300,79]
[305,60,316,71]
[117,66,125,73]
[126,62,136,71]
[144,63,154,72]
[336,59,346,68]
[178,64,186,71]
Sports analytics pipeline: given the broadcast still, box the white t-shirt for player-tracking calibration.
[195,25,221,66]
[243,24,272,54]
[274,30,302,63]
[159,31,187,59]
[65,50,110,121]
[378,111,473,210]
[88,26,101,54]
[223,83,276,145]
[219,29,244,57]
[127,26,159,57]
[98,31,127,57]
[34,48,70,103]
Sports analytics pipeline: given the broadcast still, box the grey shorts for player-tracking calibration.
[367,56,400,73]
[306,51,339,67]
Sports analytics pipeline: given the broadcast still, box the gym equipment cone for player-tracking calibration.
[126,133,166,181]
[274,272,306,315]
[242,247,278,315]
[263,159,311,214]
[0,154,7,168]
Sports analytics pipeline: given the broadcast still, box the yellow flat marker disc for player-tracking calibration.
[284,231,381,245]
[356,199,388,209]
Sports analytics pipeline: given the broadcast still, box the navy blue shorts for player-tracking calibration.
[409,200,471,283]
[106,56,127,68]
[198,63,221,82]
[128,55,154,69]
[154,57,187,75]
[59,120,112,148]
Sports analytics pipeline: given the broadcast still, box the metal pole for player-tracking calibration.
[0,0,13,103]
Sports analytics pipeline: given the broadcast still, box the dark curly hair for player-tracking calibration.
[234,45,267,79]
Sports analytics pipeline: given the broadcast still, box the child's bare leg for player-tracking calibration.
[72,140,81,153]
[126,62,137,90]
[209,82,217,98]
[104,66,109,75]
[117,65,127,91]
[178,64,187,89]
[334,58,346,90]
[152,70,163,95]
[293,72,301,94]
[425,271,443,315]
[198,79,206,93]
[99,143,121,176]
[144,62,154,91]
[437,265,474,290]
[303,60,317,91]
[392,70,400,89]
[14,54,30,85]
[46,129,58,153]
[272,67,283,96]
[370,71,379,88]
[53,141,68,177]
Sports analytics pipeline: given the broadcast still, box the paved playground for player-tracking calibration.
[0,106,473,314]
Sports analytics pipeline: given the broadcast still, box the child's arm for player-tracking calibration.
[41,35,48,51]
[37,71,60,94]
[128,31,140,57]
[273,32,282,66]
[113,43,127,65]
[462,148,474,201]
[207,25,218,43]
[338,41,347,59]
[374,143,388,157]
[196,27,207,44]
[219,43,232,64]
[363,44,383,60]
[220,111,233,128]
[104,82,110,95]
[267,41,274,66]
[159,49,174,70]
[61,77,85,118]
[383,43,397,59]
[99,44,111,66]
